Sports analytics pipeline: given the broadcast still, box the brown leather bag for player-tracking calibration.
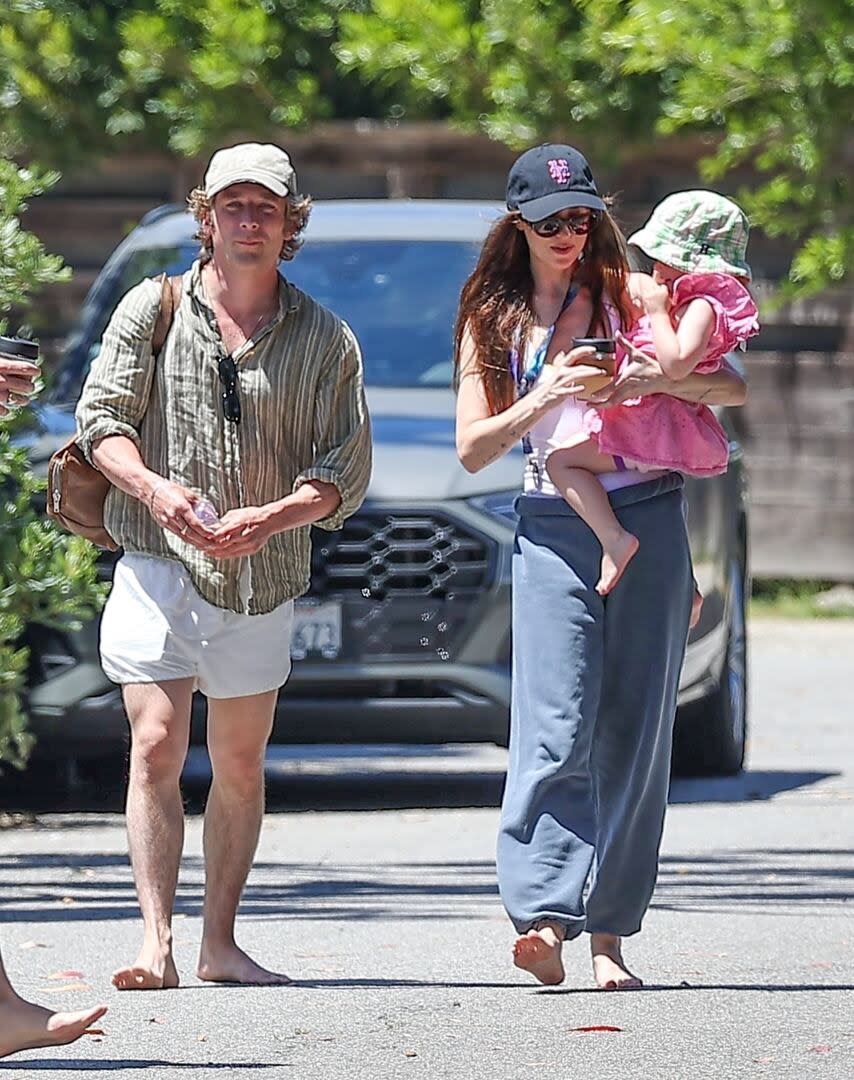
[46,274,183,550]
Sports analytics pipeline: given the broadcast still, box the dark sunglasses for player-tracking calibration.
[530,211,600,238]
[217,356,241,424]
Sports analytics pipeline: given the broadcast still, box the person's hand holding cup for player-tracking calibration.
[551,336,616,400]
[0,335,40,417]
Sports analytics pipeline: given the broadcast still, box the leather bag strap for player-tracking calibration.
[151,273,183,359]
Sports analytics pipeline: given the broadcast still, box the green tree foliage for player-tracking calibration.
[2,0,850,293]
[0,159,105,768]
[0,0,390,161]
[337,0,853,294]
[609,0,853,295]
[336,0,661,151]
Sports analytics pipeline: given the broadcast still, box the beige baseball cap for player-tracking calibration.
[203,142,296,199]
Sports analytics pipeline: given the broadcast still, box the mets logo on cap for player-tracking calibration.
[547,159,573,185]
[506,144,606,221]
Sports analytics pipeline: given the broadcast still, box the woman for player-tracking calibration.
[454,144,747,989]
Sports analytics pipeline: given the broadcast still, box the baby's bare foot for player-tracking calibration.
[512,927,565,986]
[590,933,642,990]
[596,532,640,595]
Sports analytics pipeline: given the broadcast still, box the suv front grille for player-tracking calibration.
[304,508,497,661]
[310,509,494,601]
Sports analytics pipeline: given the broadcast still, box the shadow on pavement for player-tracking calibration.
[2,848,852,924]
[2,743,840,815]
[0,1063,281,1072]
[669,769,839,804]
[0,855,498,925]
[535,981,854,995]
[654,846,854,913]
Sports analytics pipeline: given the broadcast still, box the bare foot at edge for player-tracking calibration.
[0,997,108,1059]
[197,943,292,986]
[596,532,640,596]
[590,933,643,990]
[112,949,179,991]
[512,928,565,986]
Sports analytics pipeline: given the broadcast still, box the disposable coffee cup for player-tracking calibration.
[571,336,616,355]
[572,336,615,375]
[0,335,39,363]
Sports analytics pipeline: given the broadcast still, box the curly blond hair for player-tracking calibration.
[187,187,313,263]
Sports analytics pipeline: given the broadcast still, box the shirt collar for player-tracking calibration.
[189,259,300,312]
[187,259,302,351]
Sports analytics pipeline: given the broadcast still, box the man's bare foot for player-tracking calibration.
[590,933,643,990]
[512,926,565,986]
[596,532,640,596]
[112,946,179,991]
[690,587,703,629]
[0,996,107,1058]
[197,942,292,986]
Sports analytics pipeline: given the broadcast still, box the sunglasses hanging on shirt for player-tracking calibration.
[217,355,241,424]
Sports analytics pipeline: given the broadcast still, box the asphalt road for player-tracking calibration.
[1,617,852,1079]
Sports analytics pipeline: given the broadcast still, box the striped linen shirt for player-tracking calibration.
[76,261,372,615]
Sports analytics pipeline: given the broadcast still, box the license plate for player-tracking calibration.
[291,600,342,660]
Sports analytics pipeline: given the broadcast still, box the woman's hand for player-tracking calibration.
[539,346,613,404]
[588,333,669,407]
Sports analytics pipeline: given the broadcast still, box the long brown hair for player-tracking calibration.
[453,206,633,414]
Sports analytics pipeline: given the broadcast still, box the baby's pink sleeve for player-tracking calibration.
[673,273,760,369]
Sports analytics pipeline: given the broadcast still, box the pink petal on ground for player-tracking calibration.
[570,1026,623,1033]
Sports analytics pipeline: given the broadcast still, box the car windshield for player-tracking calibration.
[56,239,481,400]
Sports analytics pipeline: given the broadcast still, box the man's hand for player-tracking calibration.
[147,478,219,550]
[0,356,40,417]
[209,506,276,559]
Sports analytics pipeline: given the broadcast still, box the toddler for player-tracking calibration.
[546,191,759,600]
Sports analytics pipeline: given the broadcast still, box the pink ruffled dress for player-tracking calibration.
[583,272,759,476]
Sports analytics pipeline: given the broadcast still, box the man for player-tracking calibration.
[75,142,371,989]
[0,354,108,1055]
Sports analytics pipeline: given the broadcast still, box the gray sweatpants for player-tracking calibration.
[497,474,693,940]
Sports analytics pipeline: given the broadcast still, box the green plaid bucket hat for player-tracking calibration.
[628,190,752,281]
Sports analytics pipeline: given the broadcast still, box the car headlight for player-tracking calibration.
[467,490,519,526]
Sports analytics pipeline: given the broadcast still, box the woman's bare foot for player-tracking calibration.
[590,933,643,990]
[197,942,292,986]
[512,926,565,986]
[596,532,640,596]
[690,587,703,629]
[0,996,107,1058]
[112,943,179,991]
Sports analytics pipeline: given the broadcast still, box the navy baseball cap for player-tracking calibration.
[506,144,605,221]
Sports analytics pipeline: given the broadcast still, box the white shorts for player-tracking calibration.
[99,554,294,699]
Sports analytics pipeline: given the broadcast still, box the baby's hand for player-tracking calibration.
[641,280,670,315]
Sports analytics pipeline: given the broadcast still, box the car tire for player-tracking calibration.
[674,557,748,777]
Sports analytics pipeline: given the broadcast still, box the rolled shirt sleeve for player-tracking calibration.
[75,277,162,464]
[293,321,372,531]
